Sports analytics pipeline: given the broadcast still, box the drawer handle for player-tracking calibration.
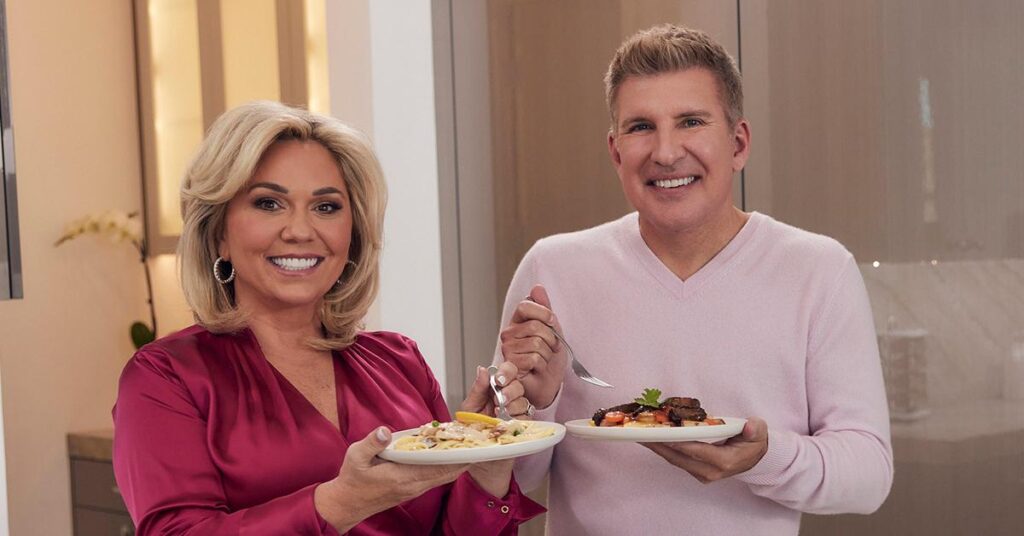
[119,523,134,536]
[111,485,121,496]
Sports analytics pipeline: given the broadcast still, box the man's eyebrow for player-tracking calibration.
[248,182,288,193]
[313,186,344,196]
[674,109,713,120]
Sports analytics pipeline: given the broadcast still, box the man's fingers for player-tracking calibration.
[502,324,558,355]
[505,351,547,375]
[640,442,716,483]
[528,284,553,309]
[738,416,768,442]
[510,300,557,326]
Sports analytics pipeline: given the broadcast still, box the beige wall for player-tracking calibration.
[0,1,188,534]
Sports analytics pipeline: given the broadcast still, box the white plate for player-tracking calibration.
[378,422,566,465]
[565,417,746,443]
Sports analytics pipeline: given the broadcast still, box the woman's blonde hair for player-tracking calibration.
[178,101,386,349]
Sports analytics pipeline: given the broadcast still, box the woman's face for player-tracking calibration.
[219,139,354,317]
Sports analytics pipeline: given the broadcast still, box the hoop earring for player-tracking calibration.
[213,257,235,284]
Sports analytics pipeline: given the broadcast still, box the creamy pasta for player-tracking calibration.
[394,414,555,451]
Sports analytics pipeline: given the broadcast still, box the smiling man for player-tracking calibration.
[495,25,893,534]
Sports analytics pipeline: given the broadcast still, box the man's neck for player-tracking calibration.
[638,207,750,281]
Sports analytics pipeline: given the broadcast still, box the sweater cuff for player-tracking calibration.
[734,428,800,485]
[532,384,563,419]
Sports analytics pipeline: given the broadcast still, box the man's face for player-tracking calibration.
[608,68,750,236]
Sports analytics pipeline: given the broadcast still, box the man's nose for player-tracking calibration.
[652,130,685,167]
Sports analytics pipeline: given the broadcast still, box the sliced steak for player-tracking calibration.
[592,402,642,425]
[667,406,707,425]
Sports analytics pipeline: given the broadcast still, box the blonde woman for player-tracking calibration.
[113,101,541,535]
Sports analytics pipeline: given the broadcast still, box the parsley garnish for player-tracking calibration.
[634,388,663,409]
[431,420,440,427]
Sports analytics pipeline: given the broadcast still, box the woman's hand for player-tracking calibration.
[457,364,527,497]
[461,363,532,419]
[315,427,469,533]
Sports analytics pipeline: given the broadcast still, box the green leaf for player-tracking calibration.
[634,388,663,409]
[130,321,155,349]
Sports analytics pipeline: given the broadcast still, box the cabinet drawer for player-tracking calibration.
[71,459,127,513]
[74,508,134,536]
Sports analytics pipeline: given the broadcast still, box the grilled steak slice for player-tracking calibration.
[661,397,701,409]
[592,402,642,425]
[667,406,707,425]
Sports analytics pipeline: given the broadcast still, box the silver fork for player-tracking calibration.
[487,365,513,420]
[549,328,614,388]
[525,296,614,388]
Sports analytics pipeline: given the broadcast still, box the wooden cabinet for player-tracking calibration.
[68,431,134,536]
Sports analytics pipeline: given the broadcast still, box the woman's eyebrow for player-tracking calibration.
[313,186,344,196]
[248,182,287,193]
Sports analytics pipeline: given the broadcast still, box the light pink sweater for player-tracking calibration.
[498,212,893,535]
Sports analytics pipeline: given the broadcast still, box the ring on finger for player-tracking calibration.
[525,401,536,417]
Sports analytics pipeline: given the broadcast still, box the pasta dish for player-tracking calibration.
[394,412,555,451]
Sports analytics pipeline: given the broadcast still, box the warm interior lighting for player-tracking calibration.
[304,0,330,114]
[220,0,281,107]
[149,0,203,236]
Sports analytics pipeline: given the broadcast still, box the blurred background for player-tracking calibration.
[0,0,1019,534]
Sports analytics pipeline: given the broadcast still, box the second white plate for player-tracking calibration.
[565,417,745,443]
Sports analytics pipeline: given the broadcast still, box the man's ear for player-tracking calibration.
[607,130,622,167]
[732,119,751,172]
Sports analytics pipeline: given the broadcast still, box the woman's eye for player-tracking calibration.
[254,198,281,211]
[315,202,341,214]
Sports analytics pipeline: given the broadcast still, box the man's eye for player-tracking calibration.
[683,118,704,128]
[627,123,652,133]
[315,202,341,214]
[254,198,281,211]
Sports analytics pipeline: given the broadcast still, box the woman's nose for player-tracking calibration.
[281,211,314,241]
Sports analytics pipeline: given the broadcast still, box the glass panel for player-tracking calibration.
[147,0,204,238]
[742,1,1024,534]
[0,0,19,300]
[220,0,280,108]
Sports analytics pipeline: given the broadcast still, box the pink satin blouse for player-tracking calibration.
[112,326,543,535]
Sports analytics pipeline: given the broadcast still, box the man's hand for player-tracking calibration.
[640,417,769,483]
[499,284,567,409]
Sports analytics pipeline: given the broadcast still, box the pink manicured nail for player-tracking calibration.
[376,427,389,442]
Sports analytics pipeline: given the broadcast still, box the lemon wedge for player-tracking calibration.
[454,411,502,426]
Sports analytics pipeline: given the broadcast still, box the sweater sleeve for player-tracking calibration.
[735,257,894,514]
[112,349,338,536]
[491,243,561,492]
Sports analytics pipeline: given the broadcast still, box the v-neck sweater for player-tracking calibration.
[499,211,893,535]
[113,328,543,535]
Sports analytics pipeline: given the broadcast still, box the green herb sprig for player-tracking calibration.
[634,388,663,409]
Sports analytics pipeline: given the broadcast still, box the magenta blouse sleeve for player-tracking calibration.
[112,349,338,535]
[404,340,546,534]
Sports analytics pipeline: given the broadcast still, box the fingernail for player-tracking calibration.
[376,427,390,442]
[497,375,507,386]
